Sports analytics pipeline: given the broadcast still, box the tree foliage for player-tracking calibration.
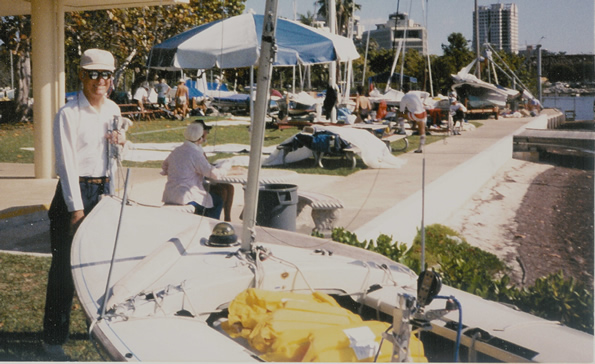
[1,0,246,122]
[316,0,361,37]
[0,15,32,123]
[64,0,245,92]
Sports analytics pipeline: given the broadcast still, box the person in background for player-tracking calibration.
[173,79,190,120]
[322,83,339,121]
[161,122,231,219]
[133,81,150,113]
[376,100,388,121]
[155,78,170,110]
[449,97,467,135]
[354,85,372,123]
[399,84,428,153]
[43,48,127,360]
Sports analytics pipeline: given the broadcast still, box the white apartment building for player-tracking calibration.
[362,12,428,56]
[473,3,519,54]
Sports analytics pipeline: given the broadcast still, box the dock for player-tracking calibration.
[513,128,595,168]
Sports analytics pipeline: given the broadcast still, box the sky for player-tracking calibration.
[243,0,595,56]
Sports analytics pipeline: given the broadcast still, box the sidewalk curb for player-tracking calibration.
[353,113,554,245]
[0,204,50,225]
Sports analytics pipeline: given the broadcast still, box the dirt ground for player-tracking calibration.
[445,159,594,291]
[514,164,594,289]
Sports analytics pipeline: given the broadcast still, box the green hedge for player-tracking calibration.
[327,224,594,334]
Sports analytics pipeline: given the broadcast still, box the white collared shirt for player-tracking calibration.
[53,91,121,212]
[161,141,228,207]
[400,92,426,114]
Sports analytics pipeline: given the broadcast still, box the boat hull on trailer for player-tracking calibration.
[71,196,593,362]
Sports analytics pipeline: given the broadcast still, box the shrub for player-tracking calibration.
[330,227,409,263]
[329,224,594,334]
[516,271,594,334]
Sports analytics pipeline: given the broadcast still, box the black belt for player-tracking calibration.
[79,176,110,184]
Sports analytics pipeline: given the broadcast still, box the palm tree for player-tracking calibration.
[315,0,361,37]
[298,10,317,26]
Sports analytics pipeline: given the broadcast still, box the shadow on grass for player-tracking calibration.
[264,156,366,176]
[0,331,101,361]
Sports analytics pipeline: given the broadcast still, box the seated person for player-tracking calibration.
[354,85,372,123]
[161,122,231,219]
[133,82,150,112]
[449,97,467,135]
[195,119,235,222]
[376,100,388,121]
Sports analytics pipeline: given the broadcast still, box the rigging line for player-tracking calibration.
[422,0,434,96]
[266,254,316,293]
[486,43,531,91]
[341,165,384,237]
[100,168,132,319]
[399,0,414,90]
[255,224,331,250]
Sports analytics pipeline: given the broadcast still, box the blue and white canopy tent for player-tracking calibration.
[147,12,360,120]
[147,12,360,70]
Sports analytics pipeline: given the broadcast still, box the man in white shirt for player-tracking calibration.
[43,49,127,359]
[399,85,428,153]
[161,122,231,218]
[133,81,150,112]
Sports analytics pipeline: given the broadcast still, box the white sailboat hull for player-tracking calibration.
[71,196,593,362]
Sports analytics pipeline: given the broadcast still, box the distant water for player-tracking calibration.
[543,95,595,121]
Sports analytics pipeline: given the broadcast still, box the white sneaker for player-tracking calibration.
[42,342,69,361]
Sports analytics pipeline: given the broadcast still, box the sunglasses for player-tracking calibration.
[85,70,113,80]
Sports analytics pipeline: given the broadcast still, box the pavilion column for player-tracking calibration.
[31,0,64,179]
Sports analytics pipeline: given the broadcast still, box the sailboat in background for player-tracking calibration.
[70,0,593,362]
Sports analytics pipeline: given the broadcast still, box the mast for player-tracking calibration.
[537,43,542,102]
[240,0,278,252]
[362,30,370,86]
[328,0,337,123]
[423,0,434,96]
[399,0,413,90]
[474,0,481,79]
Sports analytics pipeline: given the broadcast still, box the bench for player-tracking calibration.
[162,190,343,236]
[119,103,167,121]
[297,190,344,236]
[276,120,313,130]
[381,133,409,152]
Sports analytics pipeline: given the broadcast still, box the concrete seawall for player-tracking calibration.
[353,111,560,246]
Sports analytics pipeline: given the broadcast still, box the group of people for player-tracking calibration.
[42,49,233,360]
[355,84,468,153]
[132,78,191,120]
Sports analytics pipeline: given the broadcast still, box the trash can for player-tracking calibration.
[256,183,298,231]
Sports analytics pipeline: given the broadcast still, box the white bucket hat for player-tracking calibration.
[80,49,115,72]
[184,122,204,142]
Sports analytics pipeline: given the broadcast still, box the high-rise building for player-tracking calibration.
[473,3,519,54]
[362,12,428,56]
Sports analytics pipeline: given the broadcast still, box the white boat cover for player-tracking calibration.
[264,125,407,169]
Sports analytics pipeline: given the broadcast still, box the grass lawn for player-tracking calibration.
[0,115,473,174]
[0,252,107,361]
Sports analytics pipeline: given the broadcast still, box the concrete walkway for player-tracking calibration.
[0,110,560,255]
